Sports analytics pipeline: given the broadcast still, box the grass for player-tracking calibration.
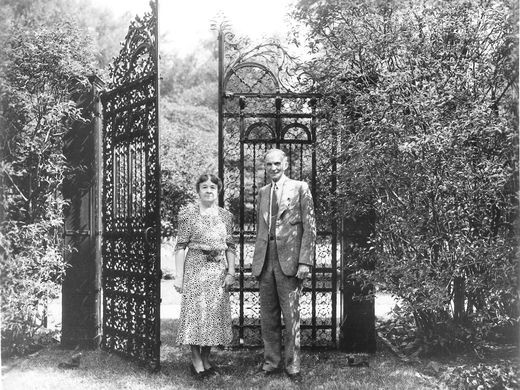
[2,314,450,390]
[3,300,518,390]
[2,335,446,390]
[0,278,446,390]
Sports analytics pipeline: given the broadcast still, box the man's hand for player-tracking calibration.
[222,273,235,291]
[173,276,183,293]
[296,264,310,280]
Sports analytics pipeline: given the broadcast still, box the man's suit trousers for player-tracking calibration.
[259,239,301,374]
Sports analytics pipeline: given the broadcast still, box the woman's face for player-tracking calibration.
[198,179,218,204]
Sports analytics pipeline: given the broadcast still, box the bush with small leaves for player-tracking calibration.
[0,18,95,356]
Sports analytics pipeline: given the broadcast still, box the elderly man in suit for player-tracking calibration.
[252,148,316,381]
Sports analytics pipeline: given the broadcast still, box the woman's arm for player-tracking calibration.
[223,250,236,290]
[226,250,235,276]
[174,248,187,292]
[173,205,192,293]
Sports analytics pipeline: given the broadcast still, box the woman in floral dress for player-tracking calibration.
[173,173,236,378]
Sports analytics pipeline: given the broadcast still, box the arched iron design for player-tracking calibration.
[218,26,339,349]
[243,122,276,142]
[101,1,161,371]
[282,123,312,143]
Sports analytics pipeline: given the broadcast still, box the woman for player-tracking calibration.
[173,173,236,378]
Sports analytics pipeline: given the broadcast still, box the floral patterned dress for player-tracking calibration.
[175,203,236,346]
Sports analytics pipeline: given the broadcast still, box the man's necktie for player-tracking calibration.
[269,183,279,239]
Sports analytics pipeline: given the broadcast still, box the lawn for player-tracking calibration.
[2,276,444,389]
[2,332,447,390]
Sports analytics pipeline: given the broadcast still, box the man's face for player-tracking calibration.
[265,151,288,182]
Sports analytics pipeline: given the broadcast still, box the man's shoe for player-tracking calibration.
[286,371,303,383]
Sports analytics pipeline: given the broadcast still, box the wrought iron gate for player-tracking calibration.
[100,4,161,370]
[218,28,340,348]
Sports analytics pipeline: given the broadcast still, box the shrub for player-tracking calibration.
[293,0,519,347]
[441,361,520,389]
[0,18,95,356]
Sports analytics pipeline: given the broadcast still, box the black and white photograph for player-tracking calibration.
[1,0,518,389]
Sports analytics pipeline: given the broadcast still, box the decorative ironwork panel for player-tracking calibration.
[101,3,161,370]
[218,26,339,349]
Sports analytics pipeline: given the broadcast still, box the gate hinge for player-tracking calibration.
[64,229,91,237]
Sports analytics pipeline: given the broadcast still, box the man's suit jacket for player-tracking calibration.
[252,178,316,277]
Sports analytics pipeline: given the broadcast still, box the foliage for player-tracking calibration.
[292,0,519,348]
[0,17,95,356]
[160,41,218,108]
[378,306,478,356]
[0,0,129,69]
[441,361,520,390]
[379,309,519,388]
[159,45,219,236]
[160,98,218,237]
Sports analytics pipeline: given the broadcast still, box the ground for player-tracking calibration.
[2,276,438,390]
[2,332,447,390]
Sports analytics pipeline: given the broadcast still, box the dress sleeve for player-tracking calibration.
[175,205,192,250]
[224,209,236,255]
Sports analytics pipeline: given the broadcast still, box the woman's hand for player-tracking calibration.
[173,276,183,293]
[223,273,235,291]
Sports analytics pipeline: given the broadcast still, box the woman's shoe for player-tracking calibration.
[190,364,206,379]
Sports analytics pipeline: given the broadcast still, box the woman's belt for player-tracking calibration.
[200,249,224,262]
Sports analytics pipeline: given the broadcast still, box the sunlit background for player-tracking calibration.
[90,0,295,56]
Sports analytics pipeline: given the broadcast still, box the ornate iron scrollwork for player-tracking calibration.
[214,19,317,94]
[108,4,157,88]
[101,1,161,370]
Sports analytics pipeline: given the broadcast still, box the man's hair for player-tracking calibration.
[264,148,287,161]
[195,173,223,193]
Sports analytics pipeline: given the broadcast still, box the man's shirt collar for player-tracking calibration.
[272,174,287,189]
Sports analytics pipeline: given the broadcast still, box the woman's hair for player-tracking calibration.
[195,173,223,193]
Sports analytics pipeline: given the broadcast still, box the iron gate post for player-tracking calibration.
[62,75,105,348]
[339,209,377,353]
[218,29,225,206]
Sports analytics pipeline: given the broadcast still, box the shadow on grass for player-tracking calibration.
[160,318,263,373]
[160,318,282,389]
[2,318,448,390]
[158,318,423,390]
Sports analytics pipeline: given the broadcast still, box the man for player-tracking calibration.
[252,148,316,381]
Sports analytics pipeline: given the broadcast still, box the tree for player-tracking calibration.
[160,39,218,108]
[0,0,130,69]
[0,17,96,356]
[292,0,518,351]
